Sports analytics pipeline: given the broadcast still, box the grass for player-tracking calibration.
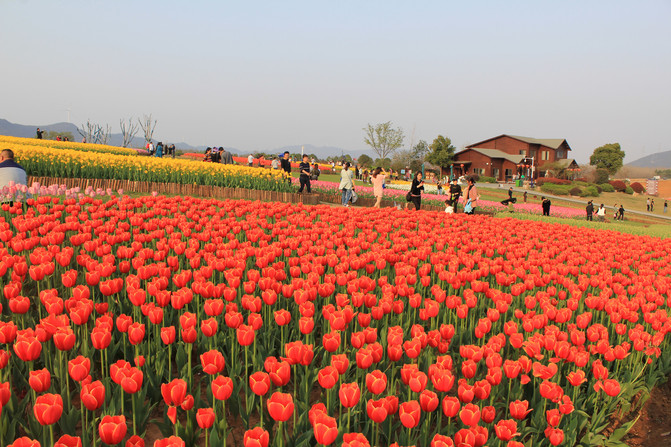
[494,211,671,238]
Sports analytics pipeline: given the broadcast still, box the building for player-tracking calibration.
[448,134,576,182]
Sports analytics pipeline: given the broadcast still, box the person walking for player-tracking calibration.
[597,204,606,221]
[523,190,527,203]
[371,167,388,208]
[618,204,625,220]
[665,201,668,213]
[280,151,292,184]
[586,200,594,221]
[405,172,425,211]
[651,199,655,212]
[339,162,355,207]
[541,197,551,216]
[248,154,254,167]
[646,198,651,212]
[448,178,462,213]
[464,177,479,215]
[297,154,312,194]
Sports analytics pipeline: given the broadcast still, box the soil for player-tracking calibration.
[626,377,671,446]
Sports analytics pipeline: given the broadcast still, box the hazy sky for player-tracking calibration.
[2,0,670,162]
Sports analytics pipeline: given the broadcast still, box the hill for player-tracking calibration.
[627,150,671,168]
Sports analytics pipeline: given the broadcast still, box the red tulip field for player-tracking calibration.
[1,194,670,447]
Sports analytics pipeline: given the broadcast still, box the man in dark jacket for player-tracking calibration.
[586,201,594,221]
[542,197,551,216]
[280,151,292,184]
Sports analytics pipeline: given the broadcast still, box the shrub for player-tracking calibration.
[536,177,571,186]
[624,186,634,195]
[579,186,600,197]
[599,183,615,192]
[630,182,645,194]
[595,168,609,184]
[479,176,497,183]
[595,185,603,193]
[569,187,582,196]
[541,184,571,195]
[609,180,627,192]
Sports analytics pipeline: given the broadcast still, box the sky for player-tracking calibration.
[2,0,670,163]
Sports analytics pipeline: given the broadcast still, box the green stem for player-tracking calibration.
[132,394,137,435]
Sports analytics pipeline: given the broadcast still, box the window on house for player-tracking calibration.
[556,149,565,159]
[542,151,549,161]
[519,150,526,155]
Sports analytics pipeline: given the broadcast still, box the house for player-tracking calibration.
[447,134,575,182]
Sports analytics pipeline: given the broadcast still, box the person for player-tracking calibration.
[203,147,212,162]
[271,157,280,170]
[646,198,651,212]
[310,163,321,181]
[437,181,443,195]
[613,204,619,220]
[169,144,176,158]
[371,167,388,208]
[464,177,479,215]
[0,149,28,196]
[56,135,61,142]
[597,204,606,221]
[618,204,625,220]
[586,200,594,221]
[220,147,233,165]
[405,172,425,211]
[82,137,87,143]
[448,178,462,213]
[523,191,527,203]
[155,142,164,158]
[148,141,155,155]
[280,151,292,183]
[36,128,44,139]
[211,148,221,163]
[665,201,668,213]
[297,155,312,194]
[651,199,655,212]
[541,196,551,216]
[355,165,360,180]
[339,162,355,207]
[248,154,254,167]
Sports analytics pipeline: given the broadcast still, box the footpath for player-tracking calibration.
[478,183,671,223]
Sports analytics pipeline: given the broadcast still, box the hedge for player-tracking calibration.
[541,184,572,195]
[630,182,645,194]
[609,180,627,192]
[598,183,615,192]
[535,177,572,186]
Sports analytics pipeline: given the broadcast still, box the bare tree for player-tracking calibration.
[77,120,98,143]
[138,114,158,144]
[120,118,139,147]
[98,124,112,145]
[363,121,405,160]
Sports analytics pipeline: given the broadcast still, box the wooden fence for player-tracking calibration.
[27,177,320,205]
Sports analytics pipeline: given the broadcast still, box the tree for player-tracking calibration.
[374,158,391,170]
[138,114,158,144]
[357,154,373,167]
[589,143,625,175]
[120,118,140,148]
[390,149,413,172]
[77,120,109,144]
[426,135,456,169]
[595,168,609,184]
[363,122,404,160]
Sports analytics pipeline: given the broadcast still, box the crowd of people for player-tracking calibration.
[147,141,176,158]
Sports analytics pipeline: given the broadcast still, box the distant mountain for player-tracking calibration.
[628,150,671,168]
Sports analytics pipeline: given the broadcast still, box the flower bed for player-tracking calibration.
[0,194,669,445]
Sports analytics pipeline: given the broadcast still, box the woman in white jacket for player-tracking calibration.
[339,162,355,206]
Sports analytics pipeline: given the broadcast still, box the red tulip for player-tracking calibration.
[81,380,106,411]
[125,435,145,447]
[399,400,421,428]
[54,435,82,447]
[544,427,564,446]
[266,392,293,422]
[200,350,226,375]
[509,400,532,420]
[339,382,361,408]
[161,379,188,407]
[68,355,91,382]
[99,415,127,445]
[200,318,218,337]
[33,393,63,425]
[211,375,233,401]
[14,334,42,362]
[7,437,40,447]
[244,427,270,447]
[237,324,255,346]
[249,372,271,396]
[366,398,388,423]
[365,370,387,395]
[29,368,51,393]
[419,390,439,412]
[442,396,460,418]
[161,326,176,345]
[196,408,215,429]
[268,360,291,386]
[317,366,339,390]
[91,327,111,350]
[127,323,145,345]
[153,436,185,447]
[494,419,519,441]
[312,413,338,445]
